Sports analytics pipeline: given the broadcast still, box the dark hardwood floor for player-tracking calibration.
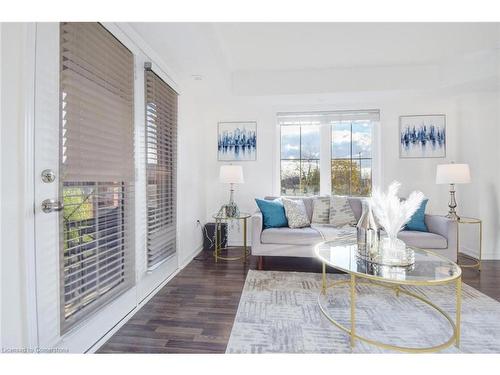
[98,249,500,353]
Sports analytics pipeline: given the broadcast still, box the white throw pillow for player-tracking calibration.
[311,196,330,224]
[282,198,311,228]
[329,195,357,227]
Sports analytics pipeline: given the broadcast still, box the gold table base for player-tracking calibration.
[213,247,250,262]
[319,263,462,353]
[213,215,249,263]
[457,217,482,271]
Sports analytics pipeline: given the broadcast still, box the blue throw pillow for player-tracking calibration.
[255,198,288,229]
[405,199,429,232]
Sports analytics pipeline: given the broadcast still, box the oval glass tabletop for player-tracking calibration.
[314,241,461,285]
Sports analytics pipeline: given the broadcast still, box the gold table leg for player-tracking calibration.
[457,219,482,271]
[350,274,356,348]
[214,220,219,263]
[243,217,247,264]
[456,276,462,347]
[321,262,326,295]
[479,221,482,271]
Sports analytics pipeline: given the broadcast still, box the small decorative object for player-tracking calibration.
[219,165,244,218]
[370,181,425,266]
[436,162,471,221]
[356,200,380,259]
[218,121,257,161]
[399,114,446,158]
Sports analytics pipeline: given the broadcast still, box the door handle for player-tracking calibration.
[41,199,64,213]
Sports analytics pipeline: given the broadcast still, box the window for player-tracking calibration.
[60,22,135,331]
[332,120,373,196]
[145,67,178,269]
[278,110,378,197]
[279,117,320,195]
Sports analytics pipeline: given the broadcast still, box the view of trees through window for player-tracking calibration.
[280,124,320,195]
[331,121,372,196]
[279,113,374,197]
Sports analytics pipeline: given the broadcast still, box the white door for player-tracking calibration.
[33,23,138,352]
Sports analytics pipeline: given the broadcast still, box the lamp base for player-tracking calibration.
[446,184,460,221]
[223,202,239,218]
[445,212,461,221]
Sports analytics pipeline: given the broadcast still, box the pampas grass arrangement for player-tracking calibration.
[370,181,425,241]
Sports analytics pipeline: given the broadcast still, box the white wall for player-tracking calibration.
[177,78,207,265]
[201,87,457,246]
[1,22,30,349]
[455,90,500,260]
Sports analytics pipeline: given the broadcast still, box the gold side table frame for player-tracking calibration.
[318,262,462,353]
[457,217,482,271]
[213,213,250,263]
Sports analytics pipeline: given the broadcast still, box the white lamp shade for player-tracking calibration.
[436,163,471,184]
[219,165,244,184]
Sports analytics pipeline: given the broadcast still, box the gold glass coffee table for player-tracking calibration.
[315,241,462,353]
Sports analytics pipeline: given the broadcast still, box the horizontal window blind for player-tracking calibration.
[145,68,178,269]
[60,22,135,331]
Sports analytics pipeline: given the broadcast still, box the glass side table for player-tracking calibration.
[212,212,251,263]
[457,217,482,271]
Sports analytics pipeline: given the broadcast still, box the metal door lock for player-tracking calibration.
[41,199,64,213]
[41,169,56,183]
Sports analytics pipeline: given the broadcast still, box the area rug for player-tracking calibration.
[226,270,500,353]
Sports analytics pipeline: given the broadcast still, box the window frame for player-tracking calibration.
[279,122,321,196]
[331,120,374,197]
[277,110,380,197]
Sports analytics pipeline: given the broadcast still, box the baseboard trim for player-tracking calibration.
[461,245,499,260]
[86,244,203,353]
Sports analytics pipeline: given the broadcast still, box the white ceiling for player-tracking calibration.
[214,23,500,71]
[130,22,500,78]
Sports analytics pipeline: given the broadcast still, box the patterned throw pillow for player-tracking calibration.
[311,196,330,224]
[329,195,357,227]
[282,198,311,228]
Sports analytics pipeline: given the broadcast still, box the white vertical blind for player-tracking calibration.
[60,22,135,332]
[145,68,178,268]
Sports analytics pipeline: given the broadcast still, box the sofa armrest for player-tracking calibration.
[425,214,457,251]
[251,211,263,245]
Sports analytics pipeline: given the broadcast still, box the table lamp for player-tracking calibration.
[219,165,244,218]
[436,162,471,221]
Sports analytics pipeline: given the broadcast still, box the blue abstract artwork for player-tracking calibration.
[399,115,446,158]
[218,122,257,161]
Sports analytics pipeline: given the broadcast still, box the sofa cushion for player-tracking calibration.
[282,198,310,228]
[261,227,323,245]
[265,196,314,222]
[405,199,429,232]
[397,230,447,249]
[329,195,357,227]
[312,196,330,224]
[255,198,288,229]
[347,197,363,221]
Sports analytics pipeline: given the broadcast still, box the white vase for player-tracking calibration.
[381,236,406,252]
[379,236,413,266]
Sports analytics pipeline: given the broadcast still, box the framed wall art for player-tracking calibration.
[217,121,257,161]
[399,114,446,158]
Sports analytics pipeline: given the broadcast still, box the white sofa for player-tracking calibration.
[251,196,458,269]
